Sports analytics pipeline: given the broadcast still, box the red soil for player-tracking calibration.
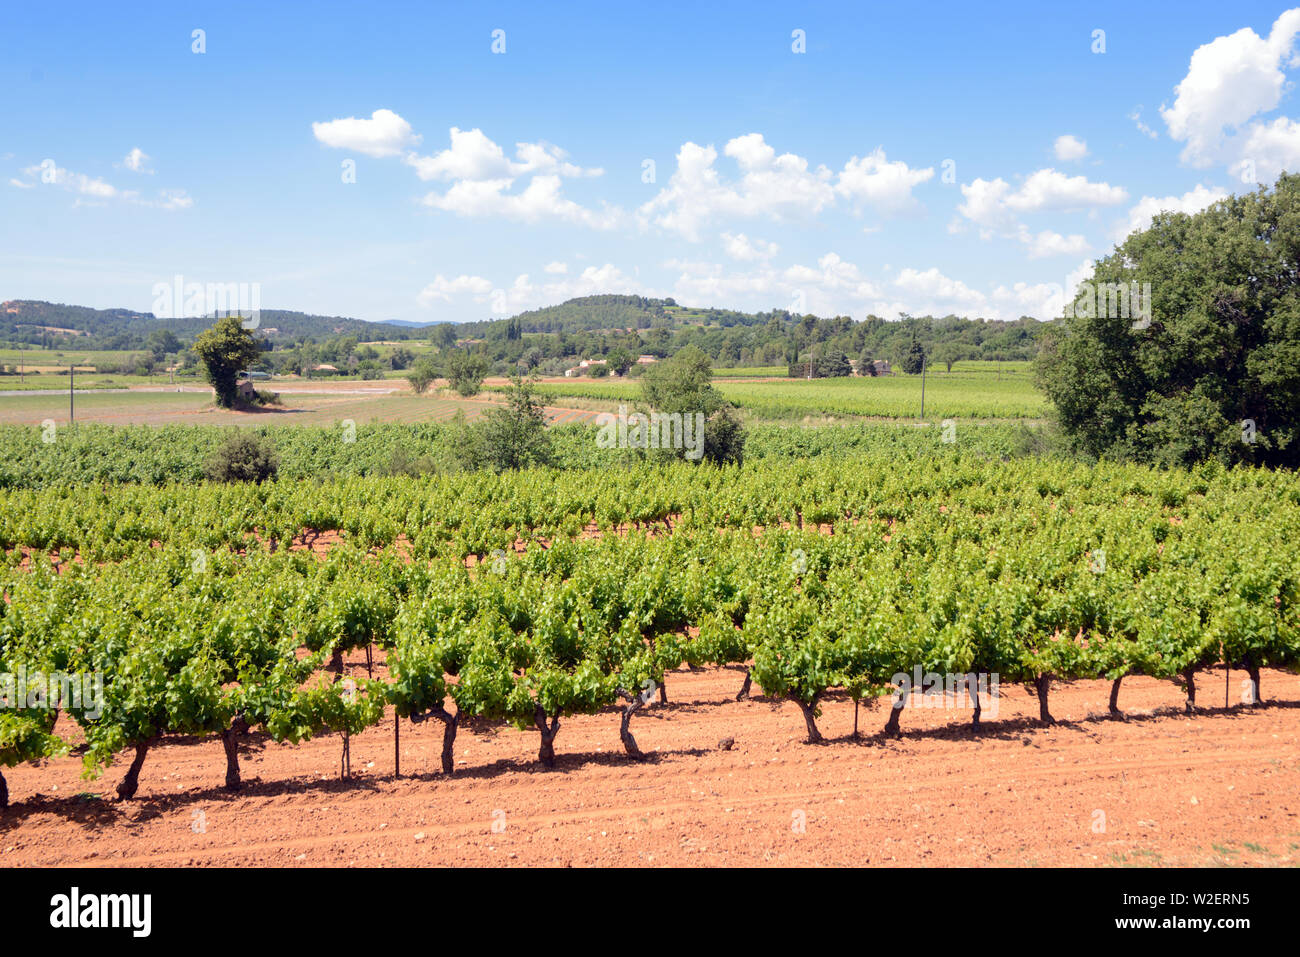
[3,658,1297,867]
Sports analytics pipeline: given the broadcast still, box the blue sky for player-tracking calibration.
[3,1,1299,324]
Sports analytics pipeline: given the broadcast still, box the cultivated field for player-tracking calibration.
[3,659,1297,867]
[0,382,599,428]
[493,364,1046,420]
[2,363,1296,873]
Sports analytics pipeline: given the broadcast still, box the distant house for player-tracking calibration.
[636,355,657,365]
[236,379,257,400]
[564,358,607,377]
[312,363,339,375]
[872,359,892,375]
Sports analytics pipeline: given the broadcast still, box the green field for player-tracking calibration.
[0,359,1046,429]
[0,346,149,367]
[710,365,787,377]
[496,363,1045,420]
[0,372,203,391]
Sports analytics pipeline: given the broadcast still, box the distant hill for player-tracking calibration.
[455,295,675,336]
[455,295,1054,369]
[0,300,424,349]
[1,294,1056,369]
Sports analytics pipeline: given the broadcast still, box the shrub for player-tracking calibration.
[406,357,438,395]
[203,434,278,483]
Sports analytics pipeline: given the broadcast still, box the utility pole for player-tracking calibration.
[69,364,75,423]
[919,353,927,420]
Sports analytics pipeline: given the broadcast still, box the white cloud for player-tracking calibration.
[1019,228,1091,259]
[641,134,929,240]
[446,249,1094,322]
[122,148,153,173]
[405,126,513,180]
[670,251,1103,320]
[543,261,568,274]
[1113,184,1228,242]
[1161,10,1300,170]
[1129,108,1159,140]
[417,274,494,306]
[668,250,884,317]
[721,232,779,261]
[418,264,645,315]
[956,168,1125,256]
[312,108,421,158]
[1005,169,1127,212]
[420,173,620,229]
[957,170,1124,232]
[666,258,781,304]
[512,140,603,178]
[12,160,193,211]
[403,127,603,183]
[308,120,616,228]
[150,189,193,211]
[21,163,118,200]
[833,148,933,212]
[1230,115,1300,181]
[891,266,1078,320]
[893,266,984,310]
[956,178,1016,232]
[1053,135,1088,161]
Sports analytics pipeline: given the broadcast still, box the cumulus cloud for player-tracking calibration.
[669,251,1102,321]
[1004,169,1128,212]
[721,232,779,261]
[1161,9,1300,174]
[1053,135,1088,161]
[1019,228,1091,259]
[312,108,420,158]
[1230,115,1300,181]
[312,113,615,228]
[419,173,620,228]
[122,148,153,173]
[891,265,1080,320]
[408,128,613,227]
[421,248,1094,322]
[404,127,602,182]
[639,136,836,241]
[663,251,886,317]
[639,134,930,240]
[834,147,934,212]
[417,264,645,316]
[417,274,494,306]
[1112,184,1228,242]
[892,266,983,307]
[955,167,1125,256]
[543,261,568,274]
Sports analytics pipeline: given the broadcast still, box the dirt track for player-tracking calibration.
[3,662,1298,867]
